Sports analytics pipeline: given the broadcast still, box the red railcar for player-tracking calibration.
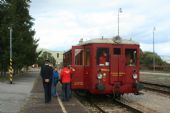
[63,37,142,97]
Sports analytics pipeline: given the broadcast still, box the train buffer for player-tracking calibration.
[21,76,89,113]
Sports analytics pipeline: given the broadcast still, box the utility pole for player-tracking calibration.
[8,26,13,84]
[118,8,122,36]
[153,27,156,72]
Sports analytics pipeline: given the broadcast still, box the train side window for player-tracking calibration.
[125,49,137,66]
[114,48,121,55]
[74,49,84,65]
[85,49,90,66]
[96,48,109,66]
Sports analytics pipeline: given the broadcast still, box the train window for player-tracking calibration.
[85,49,90,66]
[96,48,109,66]
[74,49,83,65]
[125,49,137,66]
[114,48,121,55]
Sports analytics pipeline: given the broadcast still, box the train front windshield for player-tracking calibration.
[96,48,109,66]
[125,49,137,66]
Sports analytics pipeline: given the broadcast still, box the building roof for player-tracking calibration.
[78,36,139,45]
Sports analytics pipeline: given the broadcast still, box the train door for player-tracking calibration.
[72,46,84,89]
[110,45,125,85]
[84,46,91,90]
[125,48,139,83]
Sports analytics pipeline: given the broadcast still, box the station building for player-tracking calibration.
[37,48,64,67]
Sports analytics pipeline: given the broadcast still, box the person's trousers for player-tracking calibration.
[43,82,52,103]
[51,85,57,96]
[62,83,71,101]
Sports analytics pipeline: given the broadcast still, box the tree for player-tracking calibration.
[0,36,2,53]
[37,51,56,67]
[0,0,10,75]
[0,0,39,75]
[140,50,166,67]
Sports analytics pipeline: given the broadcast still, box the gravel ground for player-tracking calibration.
[76,94,133,113]
[122,90,170,113]
[140,71,170,86]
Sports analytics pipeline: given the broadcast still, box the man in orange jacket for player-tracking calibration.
[60,65,75,101]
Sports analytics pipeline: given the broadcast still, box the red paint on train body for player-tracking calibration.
[63,37,141,95]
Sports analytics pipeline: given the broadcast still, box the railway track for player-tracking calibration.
[75,92,144,113]
[87,96,144,113]
[114,99,143,113]
[140,81,170,95]
[86,97,108,113]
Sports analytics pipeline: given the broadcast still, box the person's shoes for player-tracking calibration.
[45,101,49,104]
[45,99,52,104]
[65,98,69,102]
[62,98,67,102]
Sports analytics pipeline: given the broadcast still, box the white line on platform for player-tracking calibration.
[57,97,67,113]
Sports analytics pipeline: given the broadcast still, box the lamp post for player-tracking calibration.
[8,26,13,84]
[118,8,122,36]
[153,27,156,71]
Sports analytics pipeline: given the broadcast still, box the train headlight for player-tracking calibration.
[103,73,106,77]
[97,73,103,80]
[132,74,138,79]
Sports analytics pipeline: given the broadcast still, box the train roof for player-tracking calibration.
[64,36,139,54]
[78,36,139,45]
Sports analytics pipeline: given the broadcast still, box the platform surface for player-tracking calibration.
[20,72,89,113]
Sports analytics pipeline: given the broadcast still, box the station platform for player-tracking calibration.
[20,76,89,113]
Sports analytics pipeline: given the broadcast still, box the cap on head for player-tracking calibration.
[45,59,50,63]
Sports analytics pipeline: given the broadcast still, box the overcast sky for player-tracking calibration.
[30,0,170,56]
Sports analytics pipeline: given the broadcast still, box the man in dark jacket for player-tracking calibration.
[40,60,53,103]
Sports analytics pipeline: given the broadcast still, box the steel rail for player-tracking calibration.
[76,92,143,113]
[140,81,170,88]
[114,99,143,113]
[140,81,170,95]
[74,92,107,113]
[90,102,107,113]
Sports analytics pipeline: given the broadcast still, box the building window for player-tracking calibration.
[57,53,59,58]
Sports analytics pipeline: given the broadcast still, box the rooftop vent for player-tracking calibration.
[113,35,122,43]
[79,38,83,44]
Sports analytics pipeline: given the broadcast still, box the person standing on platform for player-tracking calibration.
[60,65,75,101]
[40,59,53,103]
[51,67,59,97]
